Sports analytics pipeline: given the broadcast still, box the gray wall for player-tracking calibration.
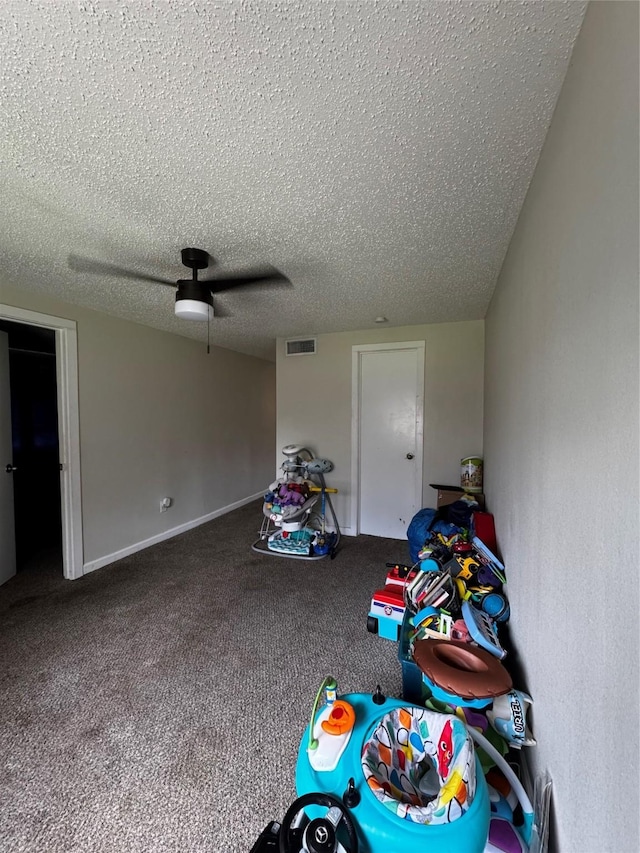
[0,282,276,569]
[276,320,484,532]
[483,3,639,851]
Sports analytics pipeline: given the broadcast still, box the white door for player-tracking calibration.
[0,331,17,585]
[353,342,424,539]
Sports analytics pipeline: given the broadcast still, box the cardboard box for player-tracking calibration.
[430,484,485,510]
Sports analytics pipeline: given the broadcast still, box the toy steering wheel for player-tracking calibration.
[278,792,359,853]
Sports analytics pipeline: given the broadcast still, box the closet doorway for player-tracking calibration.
[351,341,425,539]
[0,305,83,584]
[0,321,61,580]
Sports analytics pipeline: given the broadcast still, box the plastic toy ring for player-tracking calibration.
[413,638,512,700]
[321,700,356,736]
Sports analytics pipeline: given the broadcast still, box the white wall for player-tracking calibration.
[484,3,639,851]
[0,282,276,570]
[277,321,484,532]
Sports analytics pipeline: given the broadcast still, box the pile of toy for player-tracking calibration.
[253,520,541,852]
[252,444,340,559]
[366,513,538,852]
[263,478,314,518]
[252,675,539,853]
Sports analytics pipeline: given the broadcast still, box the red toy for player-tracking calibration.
[472,511,498,554]
[367,563,417,641]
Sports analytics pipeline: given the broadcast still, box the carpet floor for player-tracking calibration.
[0,500,411,852]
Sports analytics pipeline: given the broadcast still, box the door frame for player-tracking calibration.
[0,304,83,580]
[350,341,425,536]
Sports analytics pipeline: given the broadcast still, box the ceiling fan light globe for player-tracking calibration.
[174,299,213,322]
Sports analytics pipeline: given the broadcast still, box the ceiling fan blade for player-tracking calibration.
[68,254,175,286]
[212,300,231,318]
[204,271,290,294]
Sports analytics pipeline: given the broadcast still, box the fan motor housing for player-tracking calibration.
[175,280,213,307]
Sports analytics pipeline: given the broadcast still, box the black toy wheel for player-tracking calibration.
[278,792,359,853]
[366,616,378,634]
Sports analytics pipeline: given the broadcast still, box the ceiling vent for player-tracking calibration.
[286,338,316,356]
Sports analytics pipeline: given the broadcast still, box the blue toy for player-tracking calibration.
[367,586,407,640]
[251,679,535,853]
[481,591,511,623]
[290,679,491,853]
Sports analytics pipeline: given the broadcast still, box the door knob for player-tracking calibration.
[406,453,414,460]
[5,463,17,473]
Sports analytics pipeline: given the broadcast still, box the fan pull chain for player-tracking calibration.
[207,310,210,354]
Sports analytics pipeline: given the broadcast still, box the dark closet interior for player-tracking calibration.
[0,320,61,571]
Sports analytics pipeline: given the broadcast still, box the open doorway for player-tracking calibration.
[0,320,62,576]
[0,304,83,582]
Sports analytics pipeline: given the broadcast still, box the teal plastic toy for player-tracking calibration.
[294,682,491,853]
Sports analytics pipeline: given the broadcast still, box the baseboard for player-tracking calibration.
[82,491,264,576]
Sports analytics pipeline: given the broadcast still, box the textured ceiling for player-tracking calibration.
[0,1,587,361]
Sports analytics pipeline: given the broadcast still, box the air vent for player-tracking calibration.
[286,338,316,356]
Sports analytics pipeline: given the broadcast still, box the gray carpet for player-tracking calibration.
[0,500,410,852]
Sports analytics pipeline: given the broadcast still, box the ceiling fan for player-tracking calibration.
[68,247,290,322]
